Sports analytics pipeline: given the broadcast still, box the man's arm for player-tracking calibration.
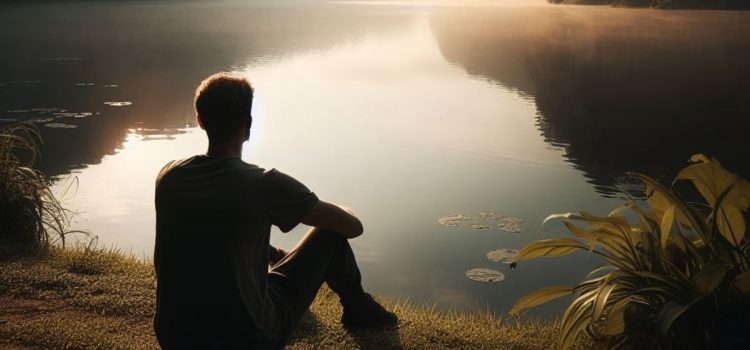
[300,200,363,239]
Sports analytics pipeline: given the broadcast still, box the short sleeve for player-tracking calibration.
[261,169,319,233]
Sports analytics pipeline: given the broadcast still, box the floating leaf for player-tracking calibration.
[465,268,505,283]
[470,224,492,231]
[44,123,77,129]
[497,217,523,233]
[54,112,93,118]
[486,249,519,263]
[104,101,133,107]
[477,212,505,220]
[438,214,471,227]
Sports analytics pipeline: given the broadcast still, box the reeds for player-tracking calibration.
[0,123,76,253]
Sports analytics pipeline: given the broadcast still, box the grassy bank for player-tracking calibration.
[0,246,584,350]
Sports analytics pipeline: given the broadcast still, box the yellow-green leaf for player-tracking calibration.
[659,204,675,249]
[716,205,745,247]
[592,282,617,323]
[602,297,630,336]
[512,238,588,264]
[509,285,573,315]
[675,154,748,209]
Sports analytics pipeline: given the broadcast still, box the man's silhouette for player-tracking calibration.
[153,72,397,349]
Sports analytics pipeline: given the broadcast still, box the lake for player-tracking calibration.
[1,0,749,317]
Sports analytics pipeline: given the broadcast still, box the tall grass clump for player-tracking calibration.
[0,123,74,253]
[510,154,750,349]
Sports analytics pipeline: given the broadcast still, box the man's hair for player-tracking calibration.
[194,72,254,140]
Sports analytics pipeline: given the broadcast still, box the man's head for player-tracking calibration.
[195,72,254,143]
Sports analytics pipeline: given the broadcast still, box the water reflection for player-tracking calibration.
[0,1,414,176]
[431,7,750,196]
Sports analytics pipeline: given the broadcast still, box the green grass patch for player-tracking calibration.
[0,246,588,349]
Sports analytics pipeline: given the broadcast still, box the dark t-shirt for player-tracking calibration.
[153,155,318,348]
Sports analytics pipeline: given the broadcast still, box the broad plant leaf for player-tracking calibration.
[657,300,698,337]
[693,263,728,296]
[602,297,631,336]
[675,154,749,208]
[716,204,745,247]
[509,285,573,315]
[512,238,588,264]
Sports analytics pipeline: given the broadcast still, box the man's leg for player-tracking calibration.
[267,228,396,346]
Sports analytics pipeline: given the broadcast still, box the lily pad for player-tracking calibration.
[45,123,77,129]
[477,212,505,220]
[104,101,132,107]
[486,249,519,263]
[438,214,470,227]
[470,224,492,231]
[465,268,505,283]
[497,217,524,233]
[54,112,93,118]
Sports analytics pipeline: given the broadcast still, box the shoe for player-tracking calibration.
[341,293,398,330]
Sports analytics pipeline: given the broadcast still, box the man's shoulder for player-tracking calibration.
[155,156,269,188]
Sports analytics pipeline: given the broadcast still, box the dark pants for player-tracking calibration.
[266,228,366,349]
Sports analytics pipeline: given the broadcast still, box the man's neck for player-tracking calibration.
[206,141,242,159]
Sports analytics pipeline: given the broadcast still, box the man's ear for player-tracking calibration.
[197,114,206,130]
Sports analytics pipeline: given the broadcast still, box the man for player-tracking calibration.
[153,72,397,349]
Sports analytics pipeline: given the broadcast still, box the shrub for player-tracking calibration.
[510,154,750,349]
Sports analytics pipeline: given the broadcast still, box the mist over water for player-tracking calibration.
[2,0,748,315]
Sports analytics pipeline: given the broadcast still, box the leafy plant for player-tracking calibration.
[0,123,80,253]
[510,154,750,349]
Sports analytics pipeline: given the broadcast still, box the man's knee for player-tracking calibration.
[306,228,347,246]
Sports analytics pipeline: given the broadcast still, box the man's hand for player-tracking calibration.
[300,200,363,239]
[269,245,288,266]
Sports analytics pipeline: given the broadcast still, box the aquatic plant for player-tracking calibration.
[510,154,750,349]
[0,123,78,253]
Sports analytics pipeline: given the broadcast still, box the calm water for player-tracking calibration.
[2,0,749,316]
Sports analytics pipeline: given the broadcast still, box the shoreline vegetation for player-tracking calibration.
[549,0,750,9]
[0,246,575,350]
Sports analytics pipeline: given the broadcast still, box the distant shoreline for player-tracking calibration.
[550,0,750,10]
